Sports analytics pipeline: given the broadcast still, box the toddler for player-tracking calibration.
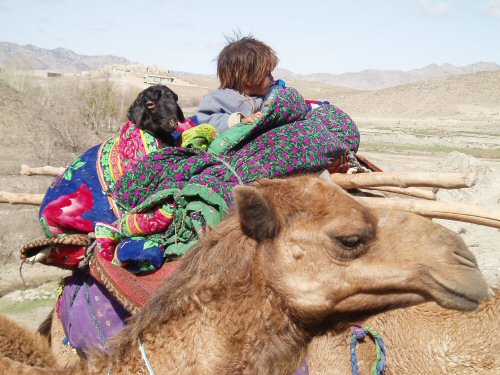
[195,36,279,132]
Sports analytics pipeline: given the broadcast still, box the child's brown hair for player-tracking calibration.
[217,36,278,93]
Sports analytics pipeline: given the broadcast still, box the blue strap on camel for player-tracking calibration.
[350,325,387,375]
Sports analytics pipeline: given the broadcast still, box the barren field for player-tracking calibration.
[0,70,498,331]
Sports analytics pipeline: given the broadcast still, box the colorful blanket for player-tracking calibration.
[39,85,359,273]
[38,121,170,268]
[41,84,359,356]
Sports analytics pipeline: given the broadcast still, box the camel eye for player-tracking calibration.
[337,235,363,250]
[326,231,370,261]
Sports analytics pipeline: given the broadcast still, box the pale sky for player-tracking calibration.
[0,0,499,74]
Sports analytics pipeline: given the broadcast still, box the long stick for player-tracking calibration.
[21,165,476,193]
[358,197,500,229]
[20,164,65,176]
[2,190,499,229]
[0,192,44,205]
[332,172,476,189]
[363,186,437,200]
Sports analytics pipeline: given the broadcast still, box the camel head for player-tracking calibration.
[234,174,488,324]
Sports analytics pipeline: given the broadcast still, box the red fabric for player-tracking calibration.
[356,154,383,172]
[90,251,180,310]
[177,118,196,132]
[41,184,95,236]
[327,151,383,174]
[45,246,87,269]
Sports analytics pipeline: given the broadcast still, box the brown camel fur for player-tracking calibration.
[0,175,489,374]
[2,295,498,374]
[0,314,56,368]
[308,289,499,375]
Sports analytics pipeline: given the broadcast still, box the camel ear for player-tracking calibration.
[234,185,280,241]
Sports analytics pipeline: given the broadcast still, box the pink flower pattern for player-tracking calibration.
[41,184,94,236]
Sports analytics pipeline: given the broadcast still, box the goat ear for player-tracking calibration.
[127,99,145,127]
[176,104,185,122]
[234,185,280,241]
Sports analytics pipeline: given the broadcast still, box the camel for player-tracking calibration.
[0,174,489,374]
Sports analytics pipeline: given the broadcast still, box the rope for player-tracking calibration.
[83,281,107,347]
[138,339,156,375]
[20,232,97,271]
[168,153,243,249]
[77,232,97,270]
[350,325,386,375]
[106,339,156,375]
[210,154,244,185]
[20,234,91,259]
[345,150,372,174]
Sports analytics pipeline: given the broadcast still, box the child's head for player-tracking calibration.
[217,36,278,96]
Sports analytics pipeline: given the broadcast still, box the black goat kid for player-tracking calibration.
[127,85,185,145]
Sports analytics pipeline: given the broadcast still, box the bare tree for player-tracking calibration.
[23,78,100,165]
[1,54,33,93]
[78,72,120,132]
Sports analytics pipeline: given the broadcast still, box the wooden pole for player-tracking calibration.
[363,186,437,200]
[331,172,476,189]
[358,197,500,229]
[6,168,497,229]
[21,166,474,193]
[1,190,499,229]
[0,192,44,205]
[20,164,65,176]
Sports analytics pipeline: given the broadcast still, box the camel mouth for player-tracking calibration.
[427,275,487,310]
[330,292,427,315]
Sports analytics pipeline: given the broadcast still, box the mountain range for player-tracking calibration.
[274,62,500,90]
[1,41,499,90]
[0,41,131,73]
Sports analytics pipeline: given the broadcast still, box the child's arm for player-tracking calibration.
[195,90,241,132]
[242,112,263,123]
[196,90,260,132]
[196,110,232,132]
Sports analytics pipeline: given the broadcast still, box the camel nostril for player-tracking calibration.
[453,249,478,268]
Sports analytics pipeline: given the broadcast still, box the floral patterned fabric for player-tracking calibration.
[107,86,359,271]
[39,145,118,268]
[38,121,164,268]
[42,85,359,356]
[39,86,359,273]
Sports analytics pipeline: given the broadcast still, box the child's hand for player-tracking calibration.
[242,112,263,124]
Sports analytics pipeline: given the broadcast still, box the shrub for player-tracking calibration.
[78,73,120,132]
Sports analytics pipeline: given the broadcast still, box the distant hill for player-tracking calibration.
[274,62,500,91]
[0,41,132,72]
[330,69,500,119]
[1,41,499,90]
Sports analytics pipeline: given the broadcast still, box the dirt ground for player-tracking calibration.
[0,71,498,331]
